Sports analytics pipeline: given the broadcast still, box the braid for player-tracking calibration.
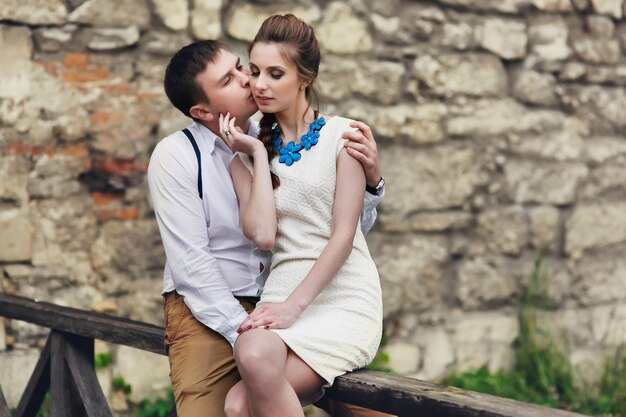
[259,113,281,189]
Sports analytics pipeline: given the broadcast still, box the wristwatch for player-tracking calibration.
[366,177,385,196]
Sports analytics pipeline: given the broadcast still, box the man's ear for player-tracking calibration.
[189,104,215,122]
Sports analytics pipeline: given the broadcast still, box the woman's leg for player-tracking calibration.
[224,381,251,417]
[234,329,324,417]
[284,350,326,405]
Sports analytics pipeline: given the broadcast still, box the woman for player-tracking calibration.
[218,14,383,417]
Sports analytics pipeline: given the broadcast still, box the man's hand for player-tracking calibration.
[237,301,302,334]
[342,121,382,188]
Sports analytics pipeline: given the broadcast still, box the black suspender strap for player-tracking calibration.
[182,128,203,200]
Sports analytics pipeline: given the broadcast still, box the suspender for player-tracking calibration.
[182,128,203,200]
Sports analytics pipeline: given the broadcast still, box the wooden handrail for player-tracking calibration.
[0,293,590,417]
[0,293,164,355]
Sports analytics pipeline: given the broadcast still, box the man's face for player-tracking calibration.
[196,49,258,122]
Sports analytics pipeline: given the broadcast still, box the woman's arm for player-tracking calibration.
[341,120,384,235]
[238,147,365,331]
[230,155,276,250]
[221,113,277,250]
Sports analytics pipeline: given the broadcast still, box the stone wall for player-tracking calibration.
[1,0,626,409]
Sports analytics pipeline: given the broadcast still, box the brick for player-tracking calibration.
[61,143,89,157]
[91,192,122,207]
[61,67,108,83]
[104,84,133,96]
[98,159,147,176]
[95,206,139,222]
[35,60,58,76]
[63,52,90,69]
[117,206,139,221]
[5,142,42,156]
[89,111,127,126]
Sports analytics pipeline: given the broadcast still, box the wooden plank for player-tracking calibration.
[0,385,10,417]
[15,335,52,417]
[0,293,593,417]
[324,369,590,417]
[0,293,165,355]
[64,334,113,417]
[50,331,88,417]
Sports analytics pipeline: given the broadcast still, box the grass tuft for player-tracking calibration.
[444,249,626,417]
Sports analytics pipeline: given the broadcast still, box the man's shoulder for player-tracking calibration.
[156,128,190,151]
[148,127,198,179]
[151,125,195,160]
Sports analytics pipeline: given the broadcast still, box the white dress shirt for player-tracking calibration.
[147,120,383,346]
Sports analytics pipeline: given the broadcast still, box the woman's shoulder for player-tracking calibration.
[321,115,357,134]
[322,115,355,126]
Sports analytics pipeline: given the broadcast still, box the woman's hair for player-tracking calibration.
[250,14,321,188]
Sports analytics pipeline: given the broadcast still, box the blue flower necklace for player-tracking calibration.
[272,112,326,166]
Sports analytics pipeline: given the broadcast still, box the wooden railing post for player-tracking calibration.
[0,384,10,417]
[15,335,51,417]
[64,333,113,417]
[50,331,87,417]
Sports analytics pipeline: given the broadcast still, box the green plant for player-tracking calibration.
[595,346,626,417]
[133,388,174,417]
[34,391,51,417]
[443,250,626,416]
[112,376,132,394]
[95,352,113,369]
[367,331,393,373]
[367,350,393,373]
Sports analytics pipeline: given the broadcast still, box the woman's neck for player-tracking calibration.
[274,96,315,143]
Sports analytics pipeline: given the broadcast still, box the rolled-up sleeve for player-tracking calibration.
[147,140,247,346]
[360,185,385,236]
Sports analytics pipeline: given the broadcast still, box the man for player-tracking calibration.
[147,40,388,417]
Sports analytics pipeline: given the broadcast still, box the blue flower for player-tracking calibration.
[272,117,324,166]
[277,141,302,166]
[309,117,326,131]
[301,135,312,150]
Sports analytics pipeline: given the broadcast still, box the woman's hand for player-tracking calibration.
[237,301,302,334]
[342,121,382,188]
[219,112,263,155]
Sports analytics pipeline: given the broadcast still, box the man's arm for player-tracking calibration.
[147,139,246,347]
[342,121,385,235]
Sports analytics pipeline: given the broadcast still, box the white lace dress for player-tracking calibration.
[259,116,383,386]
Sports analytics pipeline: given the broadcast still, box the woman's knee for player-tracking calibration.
[234,331,284,383]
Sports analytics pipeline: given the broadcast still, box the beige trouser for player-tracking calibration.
[163,291,394,417]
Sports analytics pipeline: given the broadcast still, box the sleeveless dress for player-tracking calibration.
[259,116,383,386]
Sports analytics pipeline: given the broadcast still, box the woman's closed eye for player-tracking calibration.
[249,69,283,80]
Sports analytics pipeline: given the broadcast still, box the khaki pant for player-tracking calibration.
[164,291,393,417]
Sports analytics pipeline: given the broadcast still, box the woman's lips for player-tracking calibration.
[256,96,273,105]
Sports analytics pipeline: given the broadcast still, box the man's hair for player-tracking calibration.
[164,40,229,118]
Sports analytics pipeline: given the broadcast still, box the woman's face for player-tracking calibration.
[248,42,304,114]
